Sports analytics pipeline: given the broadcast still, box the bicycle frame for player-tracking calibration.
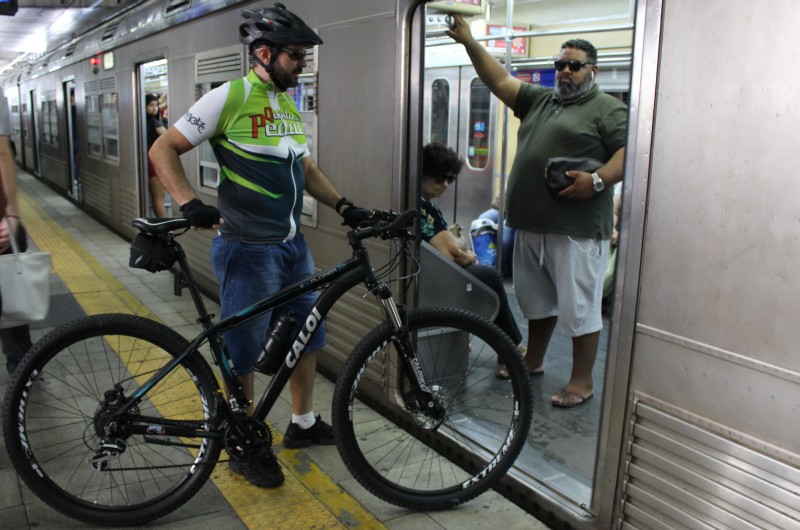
[116,228,416,441]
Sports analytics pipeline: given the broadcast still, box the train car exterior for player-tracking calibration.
[2,1,798,529]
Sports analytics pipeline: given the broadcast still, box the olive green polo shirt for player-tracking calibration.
[505,84,627,239]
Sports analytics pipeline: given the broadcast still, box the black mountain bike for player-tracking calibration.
[3,209,533,526]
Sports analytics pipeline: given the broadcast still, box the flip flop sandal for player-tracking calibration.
[550,389,593,408]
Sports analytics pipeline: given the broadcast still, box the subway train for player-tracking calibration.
[2,1,798,529]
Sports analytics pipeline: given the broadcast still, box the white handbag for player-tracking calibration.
[0,218,52,329]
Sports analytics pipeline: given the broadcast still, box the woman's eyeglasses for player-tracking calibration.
[554,60,594,72]
[281,48,308,61]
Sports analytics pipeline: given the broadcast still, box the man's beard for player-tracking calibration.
[272,66,299,90]
[555,75,594,103]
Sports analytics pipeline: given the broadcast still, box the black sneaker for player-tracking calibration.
[228,448,285,488]
[283,415,335,448]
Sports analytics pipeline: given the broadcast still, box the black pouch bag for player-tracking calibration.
[129,233,177,273]
[545,157,604,198]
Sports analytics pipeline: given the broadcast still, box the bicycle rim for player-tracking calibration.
[333,307,532,510]
[3,314,221,525]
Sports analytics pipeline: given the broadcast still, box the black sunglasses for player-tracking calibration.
[281,47,308,61]
[554,60,595,72]
[434,174,456,185]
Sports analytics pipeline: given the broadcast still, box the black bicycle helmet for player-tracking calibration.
[239,3,323,48]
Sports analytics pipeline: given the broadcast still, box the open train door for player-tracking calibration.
[137,58,171,217]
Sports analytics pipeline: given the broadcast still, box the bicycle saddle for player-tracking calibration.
[131,217,191,236]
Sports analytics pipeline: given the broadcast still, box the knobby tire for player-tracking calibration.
[2,314,222,526]
[331,307,533,510]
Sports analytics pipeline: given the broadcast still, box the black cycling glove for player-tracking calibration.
[342,206,371,229]
[180,198,221,228]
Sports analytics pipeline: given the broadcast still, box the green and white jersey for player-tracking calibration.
[175,70,309,243]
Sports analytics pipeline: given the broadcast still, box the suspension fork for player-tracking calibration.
[354,244,435,399]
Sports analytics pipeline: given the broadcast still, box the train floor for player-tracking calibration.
[0,170,552,529]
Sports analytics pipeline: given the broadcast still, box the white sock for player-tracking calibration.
[292,411,316,430]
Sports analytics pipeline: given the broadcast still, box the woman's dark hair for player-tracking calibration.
[422,142,463,179]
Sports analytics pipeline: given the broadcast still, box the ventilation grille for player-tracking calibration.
[64,43,78,58]
[197,52,241,78]
[196,46,242,84]
[85,80,98,93]
[621,398,800,530]
[165,0,191,16]
[101,22,119,42]
[99,77,116,92]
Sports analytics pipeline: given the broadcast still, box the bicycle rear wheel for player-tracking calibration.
[332,307,532,510]
[2,314,222,526]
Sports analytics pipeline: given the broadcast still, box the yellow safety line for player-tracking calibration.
[18,186,386,530]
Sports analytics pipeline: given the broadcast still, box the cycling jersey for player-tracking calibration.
[175,70,309,243]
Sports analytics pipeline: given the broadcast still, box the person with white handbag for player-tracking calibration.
[0,86,35,376]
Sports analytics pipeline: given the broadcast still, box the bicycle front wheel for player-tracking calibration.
[2,314,222,526]
[332,307,533,510]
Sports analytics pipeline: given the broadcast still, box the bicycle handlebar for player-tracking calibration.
[349,209,417,242]
[132,208,417,242]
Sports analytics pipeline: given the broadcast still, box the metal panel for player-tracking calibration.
[621,0,800,507]
[622,397,800,529]
[311,5,401,374]
[637,0,800,372]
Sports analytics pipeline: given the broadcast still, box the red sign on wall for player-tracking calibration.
[484,24,528,55]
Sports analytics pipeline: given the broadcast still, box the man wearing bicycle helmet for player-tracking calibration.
[150,3,370,488]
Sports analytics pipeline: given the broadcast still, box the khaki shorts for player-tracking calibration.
[513,231,609,337]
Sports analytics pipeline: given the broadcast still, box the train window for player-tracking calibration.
[101,93,119,160]
[10,97,20,135]
[466,78,490,169]
[430,78,450,144]
[85,95,102,157]
[41,92,58,147]
[85,92,119,161]
[195,81,224,189]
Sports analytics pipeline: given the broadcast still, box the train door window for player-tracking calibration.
[139,58,171,216]
[430,78,450,144]
[85,95,102,157]
[196,81,224,190]
[286,72,319,227]
[194,45,243,191]
[101,93,119,160]
[64,80,79,199]
[9,95,20,157]
[29,90,40,176]
[466,78,490,169]
[41,91,58,147]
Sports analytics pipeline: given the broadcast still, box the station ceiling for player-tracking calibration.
[0,0,138,74]
[0,0,634,76]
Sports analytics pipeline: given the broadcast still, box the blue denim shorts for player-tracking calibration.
[210,233,326,375]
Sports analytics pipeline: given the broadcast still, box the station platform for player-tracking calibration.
[0,170,549,530]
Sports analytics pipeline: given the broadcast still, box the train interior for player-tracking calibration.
[417,0,633,511]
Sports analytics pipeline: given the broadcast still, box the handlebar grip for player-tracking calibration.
[381,209,417,237]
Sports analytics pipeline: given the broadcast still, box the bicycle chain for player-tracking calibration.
[98,459,235,472]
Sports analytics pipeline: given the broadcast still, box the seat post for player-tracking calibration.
[168,235,215,330]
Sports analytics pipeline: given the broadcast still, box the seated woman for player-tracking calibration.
[420,142,525,379]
